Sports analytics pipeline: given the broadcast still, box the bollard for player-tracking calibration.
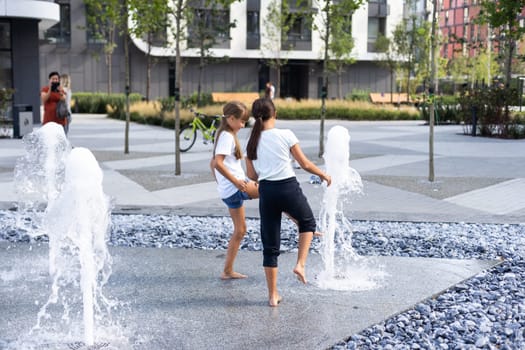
[471,106,477,137]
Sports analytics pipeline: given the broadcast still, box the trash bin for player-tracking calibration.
[13,104,33,139]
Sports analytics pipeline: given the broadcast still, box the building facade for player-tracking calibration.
[4,0,406,123]
[1,0,59,123]
[439,0,487,59]
[38,0,404,103]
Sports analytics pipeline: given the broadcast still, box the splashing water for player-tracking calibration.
[316,125,386,291]
[11,123,123,348]
[14,122,70,236]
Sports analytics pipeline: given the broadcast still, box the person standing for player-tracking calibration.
[40,71,67,132]
[59,73,72,135]
[211,101,259,280]
[245,98,331,307]
[265,82,275,99]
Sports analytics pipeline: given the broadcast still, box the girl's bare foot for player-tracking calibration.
[269,295,282,307]
[293,264,307,284]
[221,271,248,280]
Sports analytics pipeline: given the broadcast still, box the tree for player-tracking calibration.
[468,52,501,87]
[167,0,191,175]
[448,56,469,90]
[376,35,398,103]
[84,0,123,94]
[479,0,525,87]
[187,0,237,105]
[128,0,170,102]
[315,0,364,157]
[326,6,356,99]
[392,1,430,101]
[262,0,294,99]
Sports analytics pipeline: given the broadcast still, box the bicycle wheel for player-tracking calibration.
[179,125,197,152]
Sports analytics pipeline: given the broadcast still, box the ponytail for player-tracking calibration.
[246,118,263,160]
[246,98,275,160]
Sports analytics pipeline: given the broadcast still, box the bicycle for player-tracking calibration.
[179,109,222,152]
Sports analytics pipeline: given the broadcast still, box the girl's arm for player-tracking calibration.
[245,158,258,181]
[210,157,217,182]
[290,144,331,186]
[214,154,247,192]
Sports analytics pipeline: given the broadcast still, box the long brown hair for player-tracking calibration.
[246,98,275,160]
[213,101,248,160]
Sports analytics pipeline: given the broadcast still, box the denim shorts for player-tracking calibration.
[222,190,251,209]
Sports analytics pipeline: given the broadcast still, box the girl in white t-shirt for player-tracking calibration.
[246,98,331,307]
[211,101,258,280]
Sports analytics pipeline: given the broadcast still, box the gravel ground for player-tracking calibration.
[0,212,524,349]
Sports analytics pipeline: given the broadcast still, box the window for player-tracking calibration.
[43,2,71,45]
[246,0,260,49]
[0,21,12,90]
[246,11,260,49]
[187,5,231,49]
[368,17,386,52]
[0,21,10,50]
[283,13,313,50]
[0,21,13,117]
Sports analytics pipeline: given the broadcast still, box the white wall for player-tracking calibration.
[130,0,405,62]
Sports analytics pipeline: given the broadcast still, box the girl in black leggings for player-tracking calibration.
[246,98,331,307]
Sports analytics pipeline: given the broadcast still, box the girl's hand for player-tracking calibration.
[322,174,332,187]
[236,179,247,192]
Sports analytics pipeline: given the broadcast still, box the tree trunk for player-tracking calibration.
[124,1,130,154]
[146,33,152,102]
[319,0,330,158]
[276,64,281,99]
[107,52,112,95]
[337,69,342,99]
[198,50,204,106]
[174,0,183,175]
[428,0,439,182]
[390,67,394,104]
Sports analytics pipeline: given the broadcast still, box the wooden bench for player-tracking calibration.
[370,93,412,104]
[211,92,260,105]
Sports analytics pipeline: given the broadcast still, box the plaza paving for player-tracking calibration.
[0,114,523,349]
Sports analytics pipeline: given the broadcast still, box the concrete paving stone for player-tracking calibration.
[0,243,500,350]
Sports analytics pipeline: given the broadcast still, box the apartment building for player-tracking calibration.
[440,0,525,62]
[439,0,487,59]
[4,0,405,123]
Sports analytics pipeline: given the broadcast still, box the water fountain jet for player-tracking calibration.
[11,123,122,348]
[316,125,386,291]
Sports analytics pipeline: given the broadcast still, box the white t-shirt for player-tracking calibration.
[252,128,298,181]
[214,131,247,199]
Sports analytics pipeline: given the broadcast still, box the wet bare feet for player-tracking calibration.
[293,264,307,284]
[269,295,282,307]
[221,271,247,280]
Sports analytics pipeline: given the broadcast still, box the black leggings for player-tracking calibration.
[259,177,316,267]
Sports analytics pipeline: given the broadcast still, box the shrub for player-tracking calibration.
[457,86,523,138]
[73,92,142,114]
[274,99,420,120]
[346,89,372,102]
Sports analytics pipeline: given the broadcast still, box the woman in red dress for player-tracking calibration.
[40,71,67,130]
